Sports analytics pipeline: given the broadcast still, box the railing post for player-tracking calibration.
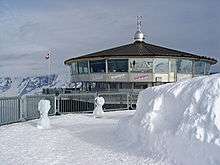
[54,95,57,114]
[0,103,1,124]
[57,95,61,115]
[21,96,28,120]
[18,97,23,121]
[127,92,129,110]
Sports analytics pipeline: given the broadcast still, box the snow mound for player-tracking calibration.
[119,74,220,165]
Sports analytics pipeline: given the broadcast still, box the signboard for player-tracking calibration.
[134,74,149,80]
[130,73,153,82]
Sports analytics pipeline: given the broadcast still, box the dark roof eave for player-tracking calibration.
[64,42,217,65]
[64,54,217,65]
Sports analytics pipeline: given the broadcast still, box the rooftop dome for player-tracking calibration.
[134,16,145,42]
[134,30,145,42]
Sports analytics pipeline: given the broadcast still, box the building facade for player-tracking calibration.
[64,25,217,92]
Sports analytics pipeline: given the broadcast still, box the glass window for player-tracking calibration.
[78,61,88,74]
[170,59,176,72]
[176,59,192,74]
[130,58,153,73]
[119,82,132,89]
[71,62,78,74]
[134,83,150,89]
[194,61,205,75]
[108,59,128,72]
[95,82,108,91]
[109,82,118,90]
[90,60,106,73]
[154,59,169,74]
[205,62,211,75]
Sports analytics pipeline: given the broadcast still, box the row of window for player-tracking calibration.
[70,58,211,75]
[71,59,128,74]
[77,82,157,91]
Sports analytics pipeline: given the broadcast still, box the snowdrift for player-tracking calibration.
[119,74,220,165]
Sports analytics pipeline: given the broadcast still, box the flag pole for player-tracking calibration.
[46,48,55,75]
[49,51,51,75]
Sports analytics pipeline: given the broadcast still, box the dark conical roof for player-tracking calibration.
[64,41,217,65]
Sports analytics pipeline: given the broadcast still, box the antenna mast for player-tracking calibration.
[137,16,143,31]
[134,16,145,42]
[47,48,55,75]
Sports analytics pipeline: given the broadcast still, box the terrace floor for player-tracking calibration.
[0,110,152,165]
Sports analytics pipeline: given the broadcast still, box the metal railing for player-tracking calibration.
[57,93,96,113]
[56,92,139,113]
[22,94,56,120]
[98,92,129,111]
[129,92,139,110]
[0,91,139,126]
[0,96,21,125]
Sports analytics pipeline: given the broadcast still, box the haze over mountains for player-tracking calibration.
[0,74,69,96]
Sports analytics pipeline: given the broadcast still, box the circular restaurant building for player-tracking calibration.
[64,25,217,92]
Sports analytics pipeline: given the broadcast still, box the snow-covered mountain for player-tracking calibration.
[0,74,70,96]
[0,77,12,93]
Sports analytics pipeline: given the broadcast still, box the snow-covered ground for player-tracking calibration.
[1,74,220,165]
[0,111,155,165]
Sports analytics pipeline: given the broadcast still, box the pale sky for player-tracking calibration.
[0,0,219,76]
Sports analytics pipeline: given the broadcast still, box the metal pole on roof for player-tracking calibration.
[48,51,51,75]
[47,48,55,75]
[137,16,143,31]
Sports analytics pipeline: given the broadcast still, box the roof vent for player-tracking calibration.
[134,16,145,42]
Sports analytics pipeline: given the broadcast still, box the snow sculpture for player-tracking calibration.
[37,99,51,129]
[93,97,105,118]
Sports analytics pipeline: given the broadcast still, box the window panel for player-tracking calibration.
[119,82,132,89]
[108,59,128,72]
[154,59,169,74]
[130,58,153,73]
[71,62,78,74]
[134,83,150,89]
[205,62,211,75]
[109,82,117,90]
[95,82,108,91]
[170,59,176,72]
[78,61,88,74]
[176,59,192,74]
[194,61,205,75]
[90,60,106,73]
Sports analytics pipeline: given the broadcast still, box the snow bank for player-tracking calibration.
[119,74,220,165]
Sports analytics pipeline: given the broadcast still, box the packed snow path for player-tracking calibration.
[0,111,154,165]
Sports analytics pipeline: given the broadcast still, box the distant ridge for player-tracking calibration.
[0,74,69,96]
